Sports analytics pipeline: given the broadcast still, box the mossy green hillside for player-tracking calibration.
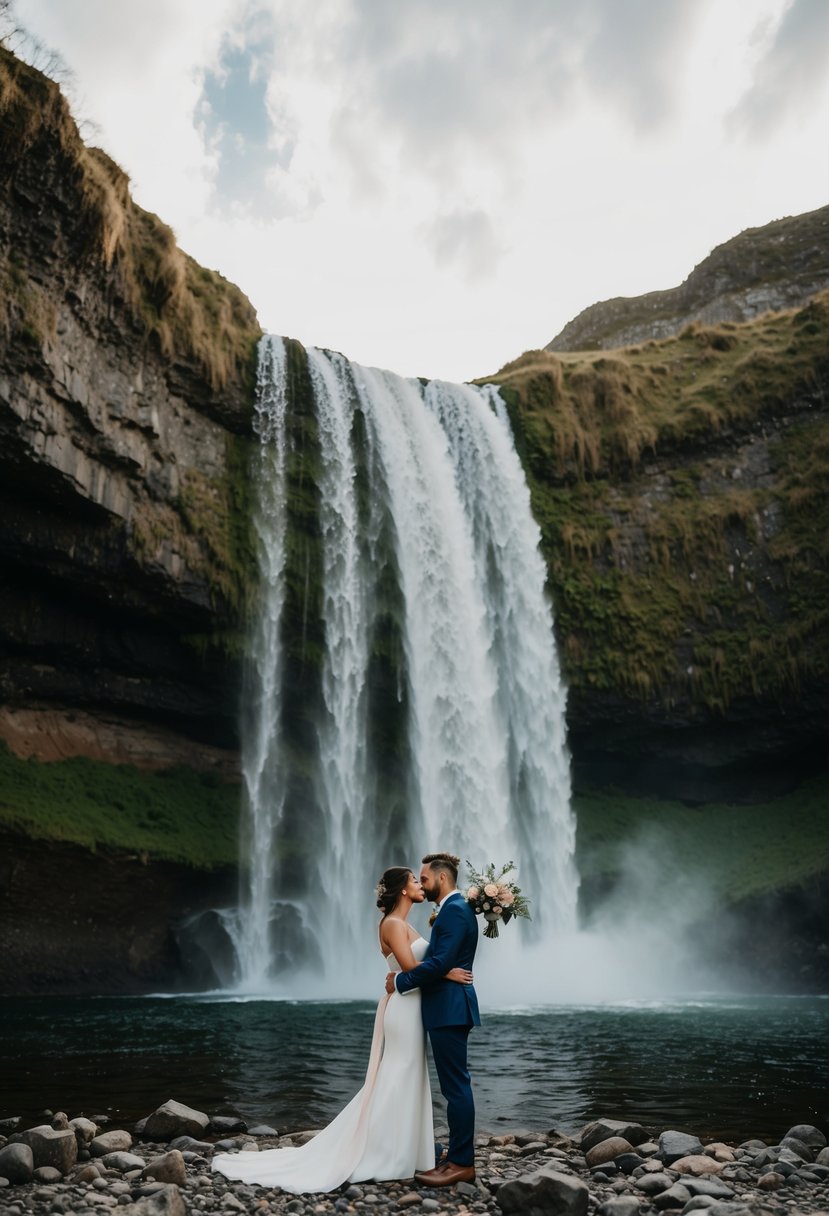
[2,737,826,905]
[481,295,829,708]
[0,742,238,868]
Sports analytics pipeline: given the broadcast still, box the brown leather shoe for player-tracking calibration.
[414,1160,475,1187]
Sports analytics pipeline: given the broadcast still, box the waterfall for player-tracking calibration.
[230,336,577,993]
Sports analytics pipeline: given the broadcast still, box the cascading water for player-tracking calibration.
[227,335,577,994]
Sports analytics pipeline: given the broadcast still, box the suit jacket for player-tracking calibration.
[395,892,481,1031]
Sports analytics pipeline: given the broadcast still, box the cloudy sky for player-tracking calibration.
[16,0,829,381]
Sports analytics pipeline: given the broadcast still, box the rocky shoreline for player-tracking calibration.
[0,1101,827,1216]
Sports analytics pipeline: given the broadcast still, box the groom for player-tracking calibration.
[386,851,480,1186]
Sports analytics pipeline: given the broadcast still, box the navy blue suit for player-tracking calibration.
[395,892,480,1165]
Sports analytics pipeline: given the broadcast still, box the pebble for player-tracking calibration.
[1,1107,828,1216]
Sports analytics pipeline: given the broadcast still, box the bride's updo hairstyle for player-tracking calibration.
[376,867,412,916]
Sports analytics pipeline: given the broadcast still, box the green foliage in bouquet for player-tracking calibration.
[464,860,531,939]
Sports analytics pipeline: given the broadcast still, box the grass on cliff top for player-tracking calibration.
[0,45,261,394]
[575,771,829,905]
[479,292,829,480]
[0,742,239,868]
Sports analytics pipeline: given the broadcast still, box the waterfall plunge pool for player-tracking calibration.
[2,992,826,1142]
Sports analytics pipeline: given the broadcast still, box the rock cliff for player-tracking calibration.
[547,205,829,352]
[0,46,261,760]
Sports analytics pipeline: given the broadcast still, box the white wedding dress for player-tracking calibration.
[212,937,434,1193]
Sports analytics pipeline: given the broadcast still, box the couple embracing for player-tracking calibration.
[213,852,480,1194]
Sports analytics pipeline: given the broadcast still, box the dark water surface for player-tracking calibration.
[1,994,827,1142]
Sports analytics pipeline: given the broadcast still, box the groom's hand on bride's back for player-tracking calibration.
[385,972,396,994]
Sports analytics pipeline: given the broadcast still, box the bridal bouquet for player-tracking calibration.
[465,861,530,939]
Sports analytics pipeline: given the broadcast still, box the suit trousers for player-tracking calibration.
[428,1024,474,1166]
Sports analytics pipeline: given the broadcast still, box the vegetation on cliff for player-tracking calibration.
[0,742,237,868]
[0,44,262,400]
[480,293,829,714]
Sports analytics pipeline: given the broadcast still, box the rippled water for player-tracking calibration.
[2,994,827,1142]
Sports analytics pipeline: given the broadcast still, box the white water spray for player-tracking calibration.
[231,338,578,994]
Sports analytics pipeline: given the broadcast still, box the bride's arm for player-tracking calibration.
[380,919,420,972]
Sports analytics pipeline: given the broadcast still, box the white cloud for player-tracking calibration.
[16,0,829,381]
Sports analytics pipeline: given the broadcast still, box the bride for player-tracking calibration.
[212,866,473,1193]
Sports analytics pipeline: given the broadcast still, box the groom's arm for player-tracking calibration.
[395,905,464,994]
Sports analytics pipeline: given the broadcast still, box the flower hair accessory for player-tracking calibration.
[465,860,530,939]
[375,879,387,900]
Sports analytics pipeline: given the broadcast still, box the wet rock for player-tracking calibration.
[580,1120,649,1153]
[246,1124,278,1136]
[497,1167,589,1216]
[16,1125,77,1174]
[0,1118,22,1135]
[167,1136,213,1153]
[658,1132,704,1165]
[0,1142,34,1184]
[141,1150,186,1186]
[785,1123,826,1149]
[702,1142,734,1162]
[91,1130,134,1156]
[584,1138,635,1168]
[142,1101,209,1142]
[683,1200,719,1212]
[209,1116,248,1135]
[671,1155,723,1177]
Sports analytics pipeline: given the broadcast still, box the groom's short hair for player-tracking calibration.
[423,852,459,882]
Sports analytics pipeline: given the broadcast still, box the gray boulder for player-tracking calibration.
[247,1123,278,1136]
[50,1112,70,1130]
[0,1142,34,1184]
[658,1131,704,1165]
[142,1100,209,1142]
[69,1117,98,1148]
[117,1184,186,1216]
[653,1182,691,1210]
[785,1124,826,1149]
[102,1151,148,1172]
[778,1135,813,1161]
[16,1125,77,1174]
[33,1165,63,1183]
[597,1199,640,1216]
[581,1119,648,1152]
[681,1177,734,1199]
[141,1150,186,1186]
[817,1146,829,1166]
[497,1167,589,1216]
[683,1200,718,1212]
[634,1173,675,1195]
[0,1118,21,1135]
[91,1129,133,1156]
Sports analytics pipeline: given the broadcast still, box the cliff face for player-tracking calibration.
[547,205,829,352]
[486,298,829,800]
[0,47,262,761]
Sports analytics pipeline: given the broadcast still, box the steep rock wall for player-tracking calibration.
[0,47,262,757]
